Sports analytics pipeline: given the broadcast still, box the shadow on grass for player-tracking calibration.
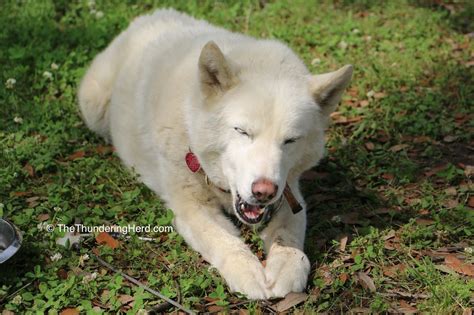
[410,0,474,34]
[0,244,44,287]
[333,0,473,34]
[303,60,472,263]
[303,155,397,263]
[0,1,124,125]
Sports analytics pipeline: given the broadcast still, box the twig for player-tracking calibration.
[380,291,431,299]
[146,243,182,304]
[0,281,33,305]
[92,254,195,314]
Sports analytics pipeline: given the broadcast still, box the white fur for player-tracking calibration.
[78,8,352,299]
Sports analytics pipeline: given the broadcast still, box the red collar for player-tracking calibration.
[185,150,230,193]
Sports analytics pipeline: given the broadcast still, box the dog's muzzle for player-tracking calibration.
[234,193,283,225]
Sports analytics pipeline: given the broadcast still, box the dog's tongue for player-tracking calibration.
[244,204,263,219]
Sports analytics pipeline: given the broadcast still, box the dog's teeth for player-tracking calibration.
[240,204,244,210]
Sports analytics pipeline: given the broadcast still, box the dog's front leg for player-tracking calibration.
[171,199,270,299]
[260,184,310,297]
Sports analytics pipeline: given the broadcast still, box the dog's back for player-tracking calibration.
[78,9,212,139]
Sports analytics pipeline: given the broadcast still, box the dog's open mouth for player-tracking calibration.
[234,194,280,224]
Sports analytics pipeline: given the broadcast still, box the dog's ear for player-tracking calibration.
[310,65,353,117]
[198,41,237,98]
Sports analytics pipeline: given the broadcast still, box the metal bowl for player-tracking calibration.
[0,219,22,263]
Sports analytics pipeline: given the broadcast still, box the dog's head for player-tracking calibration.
[187,41,352,225]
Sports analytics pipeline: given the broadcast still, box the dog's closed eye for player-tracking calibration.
[234,127,250,137]
[284,137,300,145]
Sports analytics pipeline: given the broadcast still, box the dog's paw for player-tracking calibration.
[264,245,310,297]
[219,252,270,300]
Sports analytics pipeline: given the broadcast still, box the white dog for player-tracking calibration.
[78,9,352,299]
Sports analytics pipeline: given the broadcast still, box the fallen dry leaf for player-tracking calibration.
[349,307,371,314]
[67,150,86,161]
[207,305,224,312]
[398,300,417,314]
[59,308,79,315]
[317,265,334,286]
[443,135,458,143]
[405,197,421,206]
[330,112,363,125]
[381,173,394,180]
[389,144,409,152]
[464,165,474,177]
[413,135,432,143]
[92,247,100,256]
[308,287,321,303]
[386,288,431,299]
[454,113,471,126]
[96,145,115,155]
[26,196,40,208]
[100,289,111,301]
[12,191,31,197]
[118,294,134,305]
[418,209,430,215]
[444,187,457,196]
[374,92,386,99]
[384,239,400,251]
[23,162,35,177]
[118,294,134,310]
[468,196,474,208]
[365,142,375,151]
[383,230,396,240]
[37,213,50,222]
[445,255,474,277]
[96,232,120,249]
[339,273,349,284]
[383,264,406,278]
[347,87,359,97]
[346,116,363,124]
[339,236,348,252]
[357,271,376,292]
[359,100,370,107]
[203,296,220,305]
[271,292,308,312]
[416,218,435,226]
[57,269,69,280]
[443,199,459,209]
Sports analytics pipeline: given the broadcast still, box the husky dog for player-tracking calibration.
[79,9,352,299]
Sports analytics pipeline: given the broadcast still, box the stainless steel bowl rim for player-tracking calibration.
[0,218,22,263]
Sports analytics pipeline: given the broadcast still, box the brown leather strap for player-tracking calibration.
[283,183,303,214]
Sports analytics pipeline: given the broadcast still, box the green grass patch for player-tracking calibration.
[1,0,473,313]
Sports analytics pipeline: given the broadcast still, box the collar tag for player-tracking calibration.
[185,152,201,173]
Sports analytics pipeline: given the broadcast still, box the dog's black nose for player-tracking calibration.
[252,178,277,202]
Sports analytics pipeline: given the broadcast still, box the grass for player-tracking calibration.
[0,0,473,313]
